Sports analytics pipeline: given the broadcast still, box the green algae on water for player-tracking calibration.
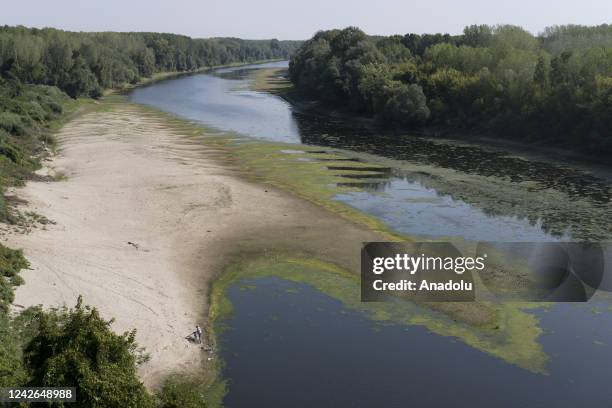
[211,255,549,375]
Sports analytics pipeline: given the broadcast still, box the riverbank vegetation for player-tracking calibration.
[0,79,74,220]
[289,25,612,160]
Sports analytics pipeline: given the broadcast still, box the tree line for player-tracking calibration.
[0,25,301,97]
[289,25,612,159]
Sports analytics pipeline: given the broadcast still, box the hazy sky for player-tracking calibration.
[2,0,611,40]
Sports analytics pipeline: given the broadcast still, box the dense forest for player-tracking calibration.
[0,26,301,407]
[0,26,301,97]
[289,25,612,158]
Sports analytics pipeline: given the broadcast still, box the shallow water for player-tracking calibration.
[220,277,612,408]
[131,61,300,144]
[335,176,571,241]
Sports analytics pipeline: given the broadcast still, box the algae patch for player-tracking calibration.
[211,255,549,375]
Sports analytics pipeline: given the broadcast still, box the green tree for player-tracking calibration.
[463,24,493,47]
[534,56,550,89]
[63,52,100,98]
[383,82,430,125]
[23,297,154,408]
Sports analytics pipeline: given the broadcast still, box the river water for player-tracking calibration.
[129,62,612,407]
[221,277,612,408]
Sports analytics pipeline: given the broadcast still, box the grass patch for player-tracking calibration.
[229,141,403,240]
[250,68,292,93]
[156,373,226,408]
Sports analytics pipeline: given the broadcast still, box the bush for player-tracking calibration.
[0,244,29,279]
[0,139,27,164]
[0,111,26,135]
[383,83,430,125]
[0,277,14,312]
[0,244,28,312]
[23,296,154,408]
[1,295,219,408]
[23,100,47,122]
[0,313,28,387]
[156,375,212,408]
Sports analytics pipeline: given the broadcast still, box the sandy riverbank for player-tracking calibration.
[3,101,381,387]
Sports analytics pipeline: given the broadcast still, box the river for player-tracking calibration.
[129,61,612,407]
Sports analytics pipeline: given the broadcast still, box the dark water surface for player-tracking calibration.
[220,278,612,408]
[129,63,612,407]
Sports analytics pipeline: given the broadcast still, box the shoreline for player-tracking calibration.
[4,98,385,390]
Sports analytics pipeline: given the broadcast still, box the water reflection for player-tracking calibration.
[295,110,612,204]
[130,61,301,144]
[336,176,571,241]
